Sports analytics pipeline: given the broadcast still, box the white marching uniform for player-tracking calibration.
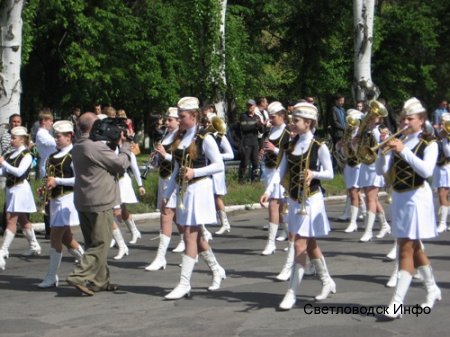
[358,126,385,188]
[376,131,438,239]
[212,133,234,196]
[118,148,141,204]
[265,131,333,237]
[262,124,287,199]
[157,130,178,209]
[0,146,37,213]
[164,126,224,226]
[432,137,450,188]
[48,144,79,227]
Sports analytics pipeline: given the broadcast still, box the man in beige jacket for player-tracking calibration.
[66,112,131,295]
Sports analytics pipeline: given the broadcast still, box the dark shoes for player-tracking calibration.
[66,279,119,296]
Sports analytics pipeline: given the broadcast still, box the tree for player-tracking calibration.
[0,0,24,124]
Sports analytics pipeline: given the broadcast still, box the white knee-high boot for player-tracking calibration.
[38,248,62,288]
[312,256,336,301]
[261,223,277,255]
[376,212,391,238]
[22,228,42,256]
[279,263,305,310]
[125,216,141,244]
[338,196,351,220]
[437,206,448,233]
[386,241,397,261]
[384,270,412,319]
[276,241,295,281]
[358,194,367,220]
[418,265,442,309]
[165,254,196,300]
[344,206,359,232]
[359,211,376,242]
[145,234,170,271]
[112,228,129,260]
[0,229,15,270]
[200,248,226,291]
[215,210,231,235]
[172,235,185,253]
[68,245,84,264]
[276,222,288,241]
[386,261,398,288]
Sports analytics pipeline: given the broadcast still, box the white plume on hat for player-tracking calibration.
[177,97,200,111]
[403,97,426,116]
[292,102,318,121]
[267,101,285,115]
[53,120,74,134]
[11,126,28,137]
[166,107,179,119]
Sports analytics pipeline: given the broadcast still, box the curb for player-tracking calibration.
[32,192,386,232]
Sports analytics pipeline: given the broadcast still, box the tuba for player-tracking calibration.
[356,100,388,164]
[341,114,360,159]
[207,116,227,136]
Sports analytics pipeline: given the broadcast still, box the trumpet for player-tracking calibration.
[177,147,192,211]
[37,165,55,215]
[297,152,311,215]
[369,125,410,155]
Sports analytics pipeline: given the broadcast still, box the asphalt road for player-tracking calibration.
[0,199,448,337]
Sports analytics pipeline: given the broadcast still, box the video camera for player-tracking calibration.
[90,117,128,143]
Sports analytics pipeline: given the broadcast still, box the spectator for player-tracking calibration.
[432,100,448,130]
[329,94,346,145]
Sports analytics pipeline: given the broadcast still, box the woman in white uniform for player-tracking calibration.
[145,107,185,271]
[37,121,84,288]
[0,126,40,271]
[260,103,335,311]
[356,102,391,242]
[162,97,225,300]
[377,98,441,319]
[432,112,450,233]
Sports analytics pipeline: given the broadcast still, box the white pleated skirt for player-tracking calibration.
[358,162,385,188]
[287,192,330,237]
[157,176,177,209]
[344,164,361,189]
[50,192,79,227]
[212,171,227,196]
[390,182,437,239]
[175,177,216,226]
[432,164,450,188]
[119,173,138,204]
[6,181,37,213]
[263,167,285,199]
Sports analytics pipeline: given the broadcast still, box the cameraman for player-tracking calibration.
[66,112,131,295]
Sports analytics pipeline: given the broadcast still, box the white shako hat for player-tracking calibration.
[441,112,450,122]
[346,108,363,119]
[292,102,318,121]
[403,97,426,116]
[166,107,179,119]
[177,97,200,111]
[267,101,285,115]
[11,126,28,137]
[53,120,74,134]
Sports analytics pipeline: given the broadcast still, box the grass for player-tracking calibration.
[0,157,346,222]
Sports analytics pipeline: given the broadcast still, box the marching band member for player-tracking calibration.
[260,102,335,310]
[37,121,84,288]
[342,109,364,232]
[355,101,391,242]
[432,112,450,233]
[259,102,290,259]
[145,107,185,271]
[377,98,441,319]
[162,97,225,300]
[0,126,39,271]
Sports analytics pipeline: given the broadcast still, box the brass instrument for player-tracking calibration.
[37,165,55,215]
[177,147,192,211]
[341,115,360,158]
[141,129,169,179]
[297,150,311,215]
[207,116,227,136]
[356,100,389,164]
[369,126,410,156]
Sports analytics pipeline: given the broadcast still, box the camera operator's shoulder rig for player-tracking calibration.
[90,117,128,148]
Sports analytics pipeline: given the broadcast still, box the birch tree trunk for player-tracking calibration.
[0,0,23,124]
[214,0,227,120]
[353,0,379,102]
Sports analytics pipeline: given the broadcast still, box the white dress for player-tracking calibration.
[49,144,79,227]
[0,146,37,213]
[157,130,178,209]
[431,137,450,188]
[262,124,287,199]
[118,150,140,204]
[376,131,437,239]
[212,134,234,196]
[265,131,334,237]
[358,126,385,188]
[164,126,224,226]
